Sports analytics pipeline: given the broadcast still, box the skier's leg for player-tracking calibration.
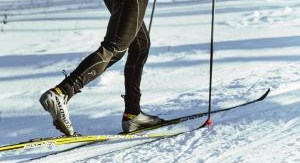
[40,0,150,136]
[57,0,149,100]
[121,23,165,133]
[103,0,164,132]
[123,23,150,115]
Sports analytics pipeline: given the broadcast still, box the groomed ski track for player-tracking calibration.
[0,0,300,162]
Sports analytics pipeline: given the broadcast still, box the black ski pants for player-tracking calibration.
[58,0,150,114]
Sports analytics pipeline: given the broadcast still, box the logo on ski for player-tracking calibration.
[24,141,55,149]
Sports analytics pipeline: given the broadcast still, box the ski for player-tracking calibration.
[27,88,270,161]
[126,88,270,134]
[0,88,270,153]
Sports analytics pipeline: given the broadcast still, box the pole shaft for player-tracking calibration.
[208,0,216,119]
[148,0,157,33]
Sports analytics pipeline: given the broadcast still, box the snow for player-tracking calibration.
[0,0,300,162]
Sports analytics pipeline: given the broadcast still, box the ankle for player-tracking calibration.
[123,112,140,121]
[52,86,64,96]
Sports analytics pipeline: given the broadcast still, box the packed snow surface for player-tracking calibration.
[0,0,300,162]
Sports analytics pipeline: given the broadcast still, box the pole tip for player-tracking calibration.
[205,118,213,127]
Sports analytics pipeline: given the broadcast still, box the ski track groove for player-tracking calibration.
[201,118,299,163]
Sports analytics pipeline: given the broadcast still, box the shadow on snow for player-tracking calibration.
[0,36,299,82]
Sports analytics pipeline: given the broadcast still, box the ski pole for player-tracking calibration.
[148,0,157,33]
[205,0,216,126]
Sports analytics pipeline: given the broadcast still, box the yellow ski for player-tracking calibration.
[0,133,177,152]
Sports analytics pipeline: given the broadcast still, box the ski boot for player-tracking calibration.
[39,87,75,136]
[122,111,165,133]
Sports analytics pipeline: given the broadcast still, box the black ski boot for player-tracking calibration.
[122,111,165,133]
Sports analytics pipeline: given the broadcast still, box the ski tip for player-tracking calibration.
[258,88,270,101]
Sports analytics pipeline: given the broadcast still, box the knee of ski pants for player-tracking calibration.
[101,40,128,55]
[105,51,127,69]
